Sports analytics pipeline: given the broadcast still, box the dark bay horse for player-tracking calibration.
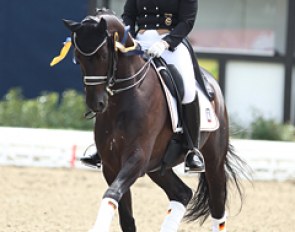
[63,9,248,232]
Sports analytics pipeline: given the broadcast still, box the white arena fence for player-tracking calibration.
[0,127,92,170]
[0,127,294,181]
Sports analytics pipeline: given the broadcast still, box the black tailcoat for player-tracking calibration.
[122,0,198,50]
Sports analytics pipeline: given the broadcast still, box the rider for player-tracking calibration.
[81,0,205,172]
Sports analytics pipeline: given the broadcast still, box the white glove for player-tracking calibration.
[147,40,169,57]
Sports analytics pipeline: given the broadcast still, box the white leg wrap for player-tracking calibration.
[88,197,118,232]
[160,201,186,232]
[212,212,227,232]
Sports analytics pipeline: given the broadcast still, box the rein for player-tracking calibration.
[83,59,151,96]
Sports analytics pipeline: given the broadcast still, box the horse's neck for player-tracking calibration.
[117,55,146,77]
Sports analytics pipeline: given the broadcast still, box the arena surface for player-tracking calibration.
[1,166,294,232]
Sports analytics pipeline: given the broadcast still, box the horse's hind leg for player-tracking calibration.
[204,138,228,231]
[185,136,228,231]
[148,169,193,231]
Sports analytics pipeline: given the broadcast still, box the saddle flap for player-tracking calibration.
[152,58,184,100]
[153,61,219,133]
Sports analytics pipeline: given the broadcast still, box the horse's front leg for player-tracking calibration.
[103,166,136,232]
[118,190,136,232]
[89,149,146,232]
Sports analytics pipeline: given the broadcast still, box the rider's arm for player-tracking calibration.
[122,0,138,37]
[163,0,198,51]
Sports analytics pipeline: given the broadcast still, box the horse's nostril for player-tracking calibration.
[98,101,105,110]
[98,102,105,108]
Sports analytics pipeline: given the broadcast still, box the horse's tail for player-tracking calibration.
[184,143,252,223]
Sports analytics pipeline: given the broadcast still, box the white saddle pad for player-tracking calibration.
[157,74,219,133]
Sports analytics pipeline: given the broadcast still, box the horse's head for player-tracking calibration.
[63,9,129,113]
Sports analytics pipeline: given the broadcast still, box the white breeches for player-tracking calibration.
[136,30,197,104]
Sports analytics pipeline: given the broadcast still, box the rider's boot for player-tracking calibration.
[183,94,205,173]
[80,151,102,168]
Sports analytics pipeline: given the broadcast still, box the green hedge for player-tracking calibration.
[0,88,93,130]
[230,115,295,141]
[1,88,295,141]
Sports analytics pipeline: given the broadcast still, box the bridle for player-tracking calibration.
[73,33,107,57]
[73,23,151,96]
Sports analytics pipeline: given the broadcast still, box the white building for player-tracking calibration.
[92,0,295,126]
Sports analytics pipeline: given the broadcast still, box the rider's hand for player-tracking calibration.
[147,40,169,57]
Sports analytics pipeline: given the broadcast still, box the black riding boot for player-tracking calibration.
[183,95,205,173]
[80,145,102,168]
[80,152,101,168]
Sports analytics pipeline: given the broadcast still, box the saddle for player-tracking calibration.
[152,58,184,100]
[152,57,218,132]
[152,57,190,174]
[152,57,184,132]
[152,40,215,104]
[152,55,217,175]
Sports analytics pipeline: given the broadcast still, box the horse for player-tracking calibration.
[62,9,249,232]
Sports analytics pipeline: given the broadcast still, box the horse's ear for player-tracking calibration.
[63,19,81,32]
[98,17,107,33]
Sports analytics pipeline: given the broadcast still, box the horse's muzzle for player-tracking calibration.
[94,100,108,113]
[86,90,109,113]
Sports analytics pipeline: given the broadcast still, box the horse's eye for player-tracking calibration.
[102,53,108,60]
[97,52,107,60]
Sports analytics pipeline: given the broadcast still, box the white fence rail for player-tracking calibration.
[0,127,294,181]
[231,139,295,181]
[0,127,93,170]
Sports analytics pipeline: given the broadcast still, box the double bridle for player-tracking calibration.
[73,26,151,96]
